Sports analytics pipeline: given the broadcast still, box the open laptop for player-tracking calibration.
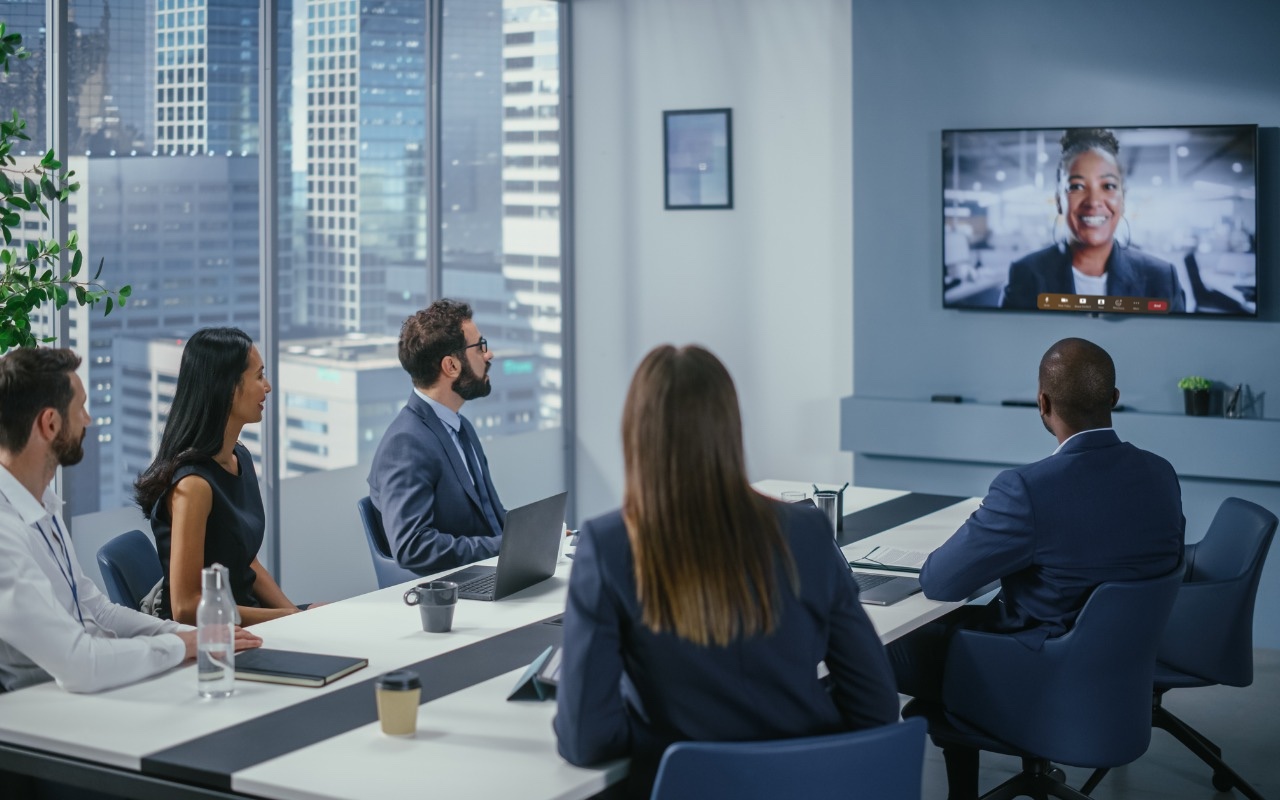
[438,492,568,601]
[850,570,923,606]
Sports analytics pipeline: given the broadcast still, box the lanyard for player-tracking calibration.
[36,516,84,627]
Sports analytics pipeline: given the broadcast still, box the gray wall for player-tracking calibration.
[850,0,1280,647]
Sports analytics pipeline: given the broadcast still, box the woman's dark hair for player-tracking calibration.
[1058,127,1122,186]
[622,345,798,647]
[134,327,254,518]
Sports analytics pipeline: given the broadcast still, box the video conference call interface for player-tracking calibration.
[942,125,1258,317]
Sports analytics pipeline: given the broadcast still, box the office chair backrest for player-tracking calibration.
[944,566,1182,769]
[96,529,163,611]
[1158,497,1277,686]
[649,718,926,800]
[356,496,419,589]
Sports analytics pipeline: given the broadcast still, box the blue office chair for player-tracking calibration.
[96,529,164,611]
[912,566,1183,800]
[356,496,419,589]
[1087,497,1276,799]
[649,718,926,800]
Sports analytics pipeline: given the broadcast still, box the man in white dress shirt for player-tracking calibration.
[0,347,260,694]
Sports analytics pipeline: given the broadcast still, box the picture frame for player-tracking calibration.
[663,108,733,210]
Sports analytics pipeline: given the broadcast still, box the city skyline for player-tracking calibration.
[0,0,565,518]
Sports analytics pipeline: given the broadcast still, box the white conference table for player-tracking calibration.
[754,481,980,643]
[0,482,978,800]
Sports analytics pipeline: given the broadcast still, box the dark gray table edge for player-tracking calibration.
[143,615,567,790]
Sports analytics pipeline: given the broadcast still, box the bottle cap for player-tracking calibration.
[201,564,227,590]
[375,670,421,691]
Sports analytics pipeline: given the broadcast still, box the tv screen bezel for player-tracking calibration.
[941,123,1260,319]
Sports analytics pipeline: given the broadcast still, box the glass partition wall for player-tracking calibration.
[0,0,571,598]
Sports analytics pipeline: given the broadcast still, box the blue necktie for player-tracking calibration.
[456,423,503,537]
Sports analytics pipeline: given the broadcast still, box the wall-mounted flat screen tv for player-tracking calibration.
[942,125,1258,317]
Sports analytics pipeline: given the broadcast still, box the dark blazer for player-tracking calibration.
[1000,243,1186,312]
[921,429,1184,648]
[367,393,507,575]
[554,501,900,797]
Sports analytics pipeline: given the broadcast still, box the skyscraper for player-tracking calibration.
[298,0,428,335]
[155,0,259,155]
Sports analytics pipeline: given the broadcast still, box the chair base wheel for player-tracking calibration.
[1213,772,1234,792]
[1047,768,1066,783]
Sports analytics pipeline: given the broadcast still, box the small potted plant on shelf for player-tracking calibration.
[1177,376,1212,417]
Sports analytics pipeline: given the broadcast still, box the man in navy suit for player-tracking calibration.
[368,300,507,575]
[892,337,1183,799]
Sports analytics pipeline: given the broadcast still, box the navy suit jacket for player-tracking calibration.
[921,429,1184,648]
[554,501,900,797]
[367,393,507,575]
[1001,243,1186,312]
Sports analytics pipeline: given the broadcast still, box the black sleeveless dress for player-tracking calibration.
[149,443,265,619]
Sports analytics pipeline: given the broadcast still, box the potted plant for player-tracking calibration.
[1177,376,1212,417]
[1,23,129,354]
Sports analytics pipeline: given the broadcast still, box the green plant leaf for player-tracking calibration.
[23,176,37,203]
[93,257,104,280]
[104,296,114,316]
[7,197,29,211]
[71,250,83,277]
[118,284,132,298]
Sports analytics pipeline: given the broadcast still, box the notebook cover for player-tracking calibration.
[234,648,369,688]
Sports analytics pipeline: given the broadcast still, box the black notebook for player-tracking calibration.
[234,648,368,688]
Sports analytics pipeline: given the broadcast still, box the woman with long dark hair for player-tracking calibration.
[553,345,898,797]
[134,327,303,625]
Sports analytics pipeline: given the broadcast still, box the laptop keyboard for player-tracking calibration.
[460,572,497,595]
[852,571,897,591]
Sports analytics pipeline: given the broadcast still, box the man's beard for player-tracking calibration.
[454,357,492,401]
[53,424,86,467]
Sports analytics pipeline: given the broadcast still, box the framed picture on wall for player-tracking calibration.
[663,108,733,210]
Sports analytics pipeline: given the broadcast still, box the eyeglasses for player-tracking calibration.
[460,337,488,354]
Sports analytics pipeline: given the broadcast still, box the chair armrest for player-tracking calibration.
[1157,579,1254,685]
[942,629,1067,748]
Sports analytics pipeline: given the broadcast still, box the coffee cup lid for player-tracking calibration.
[376,669,421,691]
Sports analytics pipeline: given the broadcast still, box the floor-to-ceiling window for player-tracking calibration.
[0,0,264,523]
[0,0,571,597]
[274,0,570,601]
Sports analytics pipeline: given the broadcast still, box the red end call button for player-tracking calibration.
[1147,300,1168,312]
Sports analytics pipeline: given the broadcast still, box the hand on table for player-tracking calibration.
[177,626,264,661]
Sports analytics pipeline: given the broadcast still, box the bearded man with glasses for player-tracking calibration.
[368,299,509,575]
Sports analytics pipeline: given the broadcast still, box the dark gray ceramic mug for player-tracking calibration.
[404,580,459,632]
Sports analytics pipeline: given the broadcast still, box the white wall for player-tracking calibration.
[572,0,854,520]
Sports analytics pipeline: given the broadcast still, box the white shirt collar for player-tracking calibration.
[0,462,58,526]
[413,387,462,433]
[1052,427,1115,455]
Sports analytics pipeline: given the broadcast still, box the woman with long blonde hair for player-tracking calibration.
[554,345,898,797]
